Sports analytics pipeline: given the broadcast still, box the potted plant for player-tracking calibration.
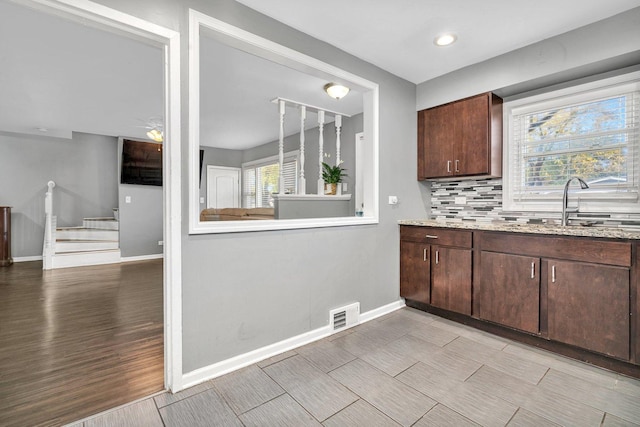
[322,162,347,195]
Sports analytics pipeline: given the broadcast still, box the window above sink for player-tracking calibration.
[503,70,640,213]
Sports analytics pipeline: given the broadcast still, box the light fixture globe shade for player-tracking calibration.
[146,128,163,142]
[324,83,350,100]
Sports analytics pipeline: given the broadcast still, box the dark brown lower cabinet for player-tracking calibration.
[547,259,630,361]
[431,246,472,315]
[400,240,430,304]
[476,251,540,334]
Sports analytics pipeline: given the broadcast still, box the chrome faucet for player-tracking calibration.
[562,177,589,226]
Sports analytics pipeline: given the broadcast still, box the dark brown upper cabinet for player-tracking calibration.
[418,92,503,180]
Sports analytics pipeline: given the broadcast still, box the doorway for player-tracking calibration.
[207,166,241,208]
[0,0,181,424]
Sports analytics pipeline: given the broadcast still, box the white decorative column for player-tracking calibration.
[298,106,306,195]
[278,99,285,194]
[334,115,342,195]
[335,114,342,166]
[317,110,325,195]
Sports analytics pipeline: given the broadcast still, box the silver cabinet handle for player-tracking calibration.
[447,160,452,173]
[435,250,439,265]
[531,262,535,279]
[425,235,438,239]
[423,248,427,262]
[455,159,460,173]
[551,265,556,283]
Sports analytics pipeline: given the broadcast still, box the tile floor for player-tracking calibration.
[70,307,640,427]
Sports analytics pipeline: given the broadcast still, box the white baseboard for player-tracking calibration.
[180,298,405,391]
[120,254,164,262]
[359,299,406,323]
[13,255,43,262]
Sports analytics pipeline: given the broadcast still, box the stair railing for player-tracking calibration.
[42,181,56,270]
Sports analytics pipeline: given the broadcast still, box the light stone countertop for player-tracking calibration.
[399,219,640,240]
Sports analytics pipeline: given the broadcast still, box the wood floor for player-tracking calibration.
[0,259,164,427]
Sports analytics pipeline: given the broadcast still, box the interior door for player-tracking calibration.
[207,166,240,208]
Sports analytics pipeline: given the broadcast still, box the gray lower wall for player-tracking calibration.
[0,131,118,258]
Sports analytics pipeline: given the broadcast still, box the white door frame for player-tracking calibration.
[207,166,241,208]
[16,0,183,392]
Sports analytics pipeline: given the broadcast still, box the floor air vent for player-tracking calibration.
[329,303,360,331]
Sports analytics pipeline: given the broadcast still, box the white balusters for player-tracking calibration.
[278,99,285,194]
[298,106,306,195]
[335,114,342,166]
[317,110,325,195]
[43,180,56,270]
[334,115,342,195]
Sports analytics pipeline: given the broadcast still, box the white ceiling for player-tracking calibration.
[2,1,638,149]
[235,0,640,84]
[200,34,363,149]
[0,0,164,141]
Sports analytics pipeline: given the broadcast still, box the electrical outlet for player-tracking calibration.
[388,196,398,205]
[199,197,205,204]
[158,240,163,246]
[125,196,131,203]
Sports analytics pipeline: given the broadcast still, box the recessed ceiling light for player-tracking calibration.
[434,33,457,47]
[324,83,350,100]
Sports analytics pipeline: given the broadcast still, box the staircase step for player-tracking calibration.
[83,218,119,230]
[56,227,119,241]
[50,249,121,269]
[55,240,119,253]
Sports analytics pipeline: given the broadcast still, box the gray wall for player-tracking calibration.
[91,0,423,373]
[118,138,164,258]
[198,146,243,207]
[0,131,118,258]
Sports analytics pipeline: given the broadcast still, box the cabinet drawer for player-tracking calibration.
[400,226,472,248]
[479,231,631,267]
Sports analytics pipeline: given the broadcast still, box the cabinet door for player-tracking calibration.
[421,102,455,178]
[547,260,630,360]
[431,246,471,315]
[400,240,430,304]
[477,251,540,334]
[456,94,489,176]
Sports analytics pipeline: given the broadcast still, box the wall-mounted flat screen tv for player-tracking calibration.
[121,139,162,186]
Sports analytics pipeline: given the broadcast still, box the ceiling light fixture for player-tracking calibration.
[146,128,163,142]
[324,83,350,100]
[434,33,457,47]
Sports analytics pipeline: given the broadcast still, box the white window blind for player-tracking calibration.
[242,152,299,208]
[504,72,640,212]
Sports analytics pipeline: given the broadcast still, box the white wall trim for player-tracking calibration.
[18,0,183,394]
[188,9,379,234]
[359,299,406,323]
[121,254,164,262]
[13,256,43,262]
[181,299,405,389]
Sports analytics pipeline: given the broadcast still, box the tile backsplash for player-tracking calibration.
[429,178,640,230]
